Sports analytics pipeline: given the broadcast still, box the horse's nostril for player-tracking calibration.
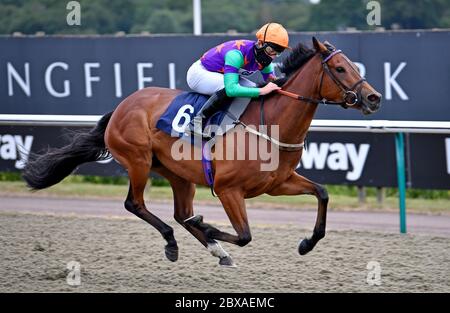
[368,93,380,103]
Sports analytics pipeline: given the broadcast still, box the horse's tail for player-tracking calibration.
[22,111,114,190]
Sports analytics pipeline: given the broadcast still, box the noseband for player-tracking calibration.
[277,49,366,108]
[241,48,367,152]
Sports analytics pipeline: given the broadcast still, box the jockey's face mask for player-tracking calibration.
[254,42,284,68]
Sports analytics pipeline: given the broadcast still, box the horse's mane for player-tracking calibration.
[280,42,316,76]
[273,42,316,87]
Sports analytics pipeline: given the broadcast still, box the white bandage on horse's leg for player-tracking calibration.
[183,215,199,223]
[207,242,229,258]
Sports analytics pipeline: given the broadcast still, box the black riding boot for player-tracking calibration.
[187,89,228,137]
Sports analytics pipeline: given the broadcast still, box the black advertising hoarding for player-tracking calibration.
[407,134,450,189]
[1,30,449,121]
[297,132,398,187]
[0,31,449,189]
[1,125,449,189]
[0,125,126,177]
[298,132,450,189]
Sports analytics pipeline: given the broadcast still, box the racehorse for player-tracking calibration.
[23,38,381,267]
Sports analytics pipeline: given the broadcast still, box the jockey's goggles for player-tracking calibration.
[264,43,285,57]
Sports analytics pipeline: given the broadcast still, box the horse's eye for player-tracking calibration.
[336,67,345,73]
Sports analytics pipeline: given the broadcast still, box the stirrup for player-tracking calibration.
[184,118,212,139]
[185,128,212,139]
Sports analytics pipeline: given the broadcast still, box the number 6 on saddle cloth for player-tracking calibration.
[155,76,257,195]
[156,75,257,142]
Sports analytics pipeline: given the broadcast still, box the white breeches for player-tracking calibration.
[186,60,225,95]
[186,60,258,95]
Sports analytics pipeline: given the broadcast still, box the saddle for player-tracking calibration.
[155,75,259,196]
[155,91,253,196]
[156,91,251,142]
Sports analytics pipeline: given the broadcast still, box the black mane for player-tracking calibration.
[271,42,316,87]
[280,42,316,77]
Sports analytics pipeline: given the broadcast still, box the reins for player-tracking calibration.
[276,50,366,108]
[236,49,366,152]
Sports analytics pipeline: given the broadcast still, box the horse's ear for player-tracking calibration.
[312,37,328,54]
[323,40,336,51]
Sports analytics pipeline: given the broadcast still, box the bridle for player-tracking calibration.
[232,48,367,152]
[277,49,366,108]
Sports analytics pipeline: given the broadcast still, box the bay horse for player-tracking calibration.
[23,37,381,267]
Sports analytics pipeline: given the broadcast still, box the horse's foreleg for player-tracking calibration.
[207,190,252,247]
[182,190,252,248]
[268,173,328,255]
[153,166,234,267]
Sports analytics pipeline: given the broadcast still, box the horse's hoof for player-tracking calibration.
[165,244,179,262]
[298,238,312,256]
[219,256,236,268]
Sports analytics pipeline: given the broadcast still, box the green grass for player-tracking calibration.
[1,178,448,215]
[5,171,448,199]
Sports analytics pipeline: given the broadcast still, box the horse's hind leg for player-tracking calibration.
[125,163,178,262]
[179,188,253,248]
[153,166,235,267]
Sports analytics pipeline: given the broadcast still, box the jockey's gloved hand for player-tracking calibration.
[260,82,281,96]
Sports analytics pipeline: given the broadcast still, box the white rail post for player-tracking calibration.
[193,0,202,35]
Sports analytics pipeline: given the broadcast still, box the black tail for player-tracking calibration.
[22,111,114,190]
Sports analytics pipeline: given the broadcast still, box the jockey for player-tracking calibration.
[186,22,290,136]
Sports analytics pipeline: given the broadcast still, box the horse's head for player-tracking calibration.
[312,37,381,115]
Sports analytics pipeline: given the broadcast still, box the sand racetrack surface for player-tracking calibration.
[1,197,449,293]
